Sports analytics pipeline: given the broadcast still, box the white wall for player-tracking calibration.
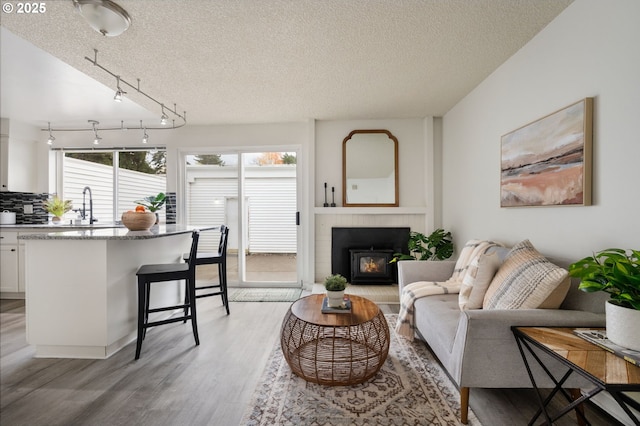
[315,118,427,208]
[442,0,640,262]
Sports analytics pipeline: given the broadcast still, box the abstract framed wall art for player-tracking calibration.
[500,98,593,207]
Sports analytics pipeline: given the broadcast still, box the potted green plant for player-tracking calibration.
[569,248,640,350]
[134,192,166,212]
[324,274,349,308]
[134,192,166,224]
[43,195,73,224]
[390,229,454,263]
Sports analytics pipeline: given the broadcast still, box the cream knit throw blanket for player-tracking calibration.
[396,240,502,340]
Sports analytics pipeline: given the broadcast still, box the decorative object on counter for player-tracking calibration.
[390,228,454,263]
[0,210,16,225]
[43,195,73,224]
[323,182,329,207]
[331,186,336,207]
[135,192,166,212]
[324,273,349,308]
[569,248,640,351]
[121,209,156,231]
[134,192,166,224]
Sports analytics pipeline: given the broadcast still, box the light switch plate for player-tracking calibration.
[24,204,33,214]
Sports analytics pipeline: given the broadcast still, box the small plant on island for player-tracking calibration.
[390,228,454,263]
[569,248,640,310]
[134,192,166,212]
[43,195,73,218]
[324,274,348,292]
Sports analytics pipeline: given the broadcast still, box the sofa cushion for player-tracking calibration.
[538,276,571,308]
[483,240,569,310]
[458,251,502,310]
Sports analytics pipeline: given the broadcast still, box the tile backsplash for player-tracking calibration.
[165,192,176,224]
[1,191,178,225]
[0,191,49,224]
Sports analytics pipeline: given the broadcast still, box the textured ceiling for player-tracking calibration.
[0,0,573,129]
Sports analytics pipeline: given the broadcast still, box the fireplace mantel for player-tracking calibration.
[314,207,426,215]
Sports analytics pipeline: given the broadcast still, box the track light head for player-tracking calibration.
[46,122,55,145]
[142,129,149,144]
[114,88,124,102]
[113,75,126,102]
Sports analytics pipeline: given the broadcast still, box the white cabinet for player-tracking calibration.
[0,119,39,192]
[0,135,8,191]
[0,231,19,292]
[0,230,33,296]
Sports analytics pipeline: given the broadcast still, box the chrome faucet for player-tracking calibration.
[82,186,95,224]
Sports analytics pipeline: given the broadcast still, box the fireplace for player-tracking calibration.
[332,227,410,285]
[350,249,395,283]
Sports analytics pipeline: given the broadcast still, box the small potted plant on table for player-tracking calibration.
[569,248,640,351]
[324,274,349,308]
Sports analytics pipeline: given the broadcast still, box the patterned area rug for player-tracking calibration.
[240,314,481,425]
[228,287,302,302]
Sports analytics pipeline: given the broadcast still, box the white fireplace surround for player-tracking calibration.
[314,210,426,282]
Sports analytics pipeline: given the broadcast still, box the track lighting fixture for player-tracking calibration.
[160,105,168,125]
[90,120,101,145]
[42,50,186,146]
[142,129,149,144]
[47,122,55,145]
[113,75,126,102]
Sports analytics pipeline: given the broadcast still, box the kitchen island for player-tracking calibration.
[19,225,213,359]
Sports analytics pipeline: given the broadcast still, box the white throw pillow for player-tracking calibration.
[459,252,502,310]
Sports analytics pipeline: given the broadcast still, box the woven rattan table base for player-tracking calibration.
[280,298,390,386]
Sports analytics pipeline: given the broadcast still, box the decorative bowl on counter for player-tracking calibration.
[121,211,156,231]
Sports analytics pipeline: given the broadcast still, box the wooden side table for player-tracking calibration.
[280,294,390,386]
[512,326,640,425]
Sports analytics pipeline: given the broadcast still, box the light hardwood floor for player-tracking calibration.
[1,299,616,425]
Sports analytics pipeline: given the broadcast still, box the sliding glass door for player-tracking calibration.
[183,150,298,287]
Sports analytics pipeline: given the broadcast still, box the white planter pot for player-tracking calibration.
[326,290,345,308]
[606,300,640,351]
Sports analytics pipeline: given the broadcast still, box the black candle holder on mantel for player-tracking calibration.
[331,187,336,207]
[323,182,329,207]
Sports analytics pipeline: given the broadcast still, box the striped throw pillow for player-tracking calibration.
[459,252,502,310]
[483,240,568,310]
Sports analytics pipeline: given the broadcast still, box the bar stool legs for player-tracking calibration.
[134,230,200,360]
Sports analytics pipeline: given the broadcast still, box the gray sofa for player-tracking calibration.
[397,256,607,424]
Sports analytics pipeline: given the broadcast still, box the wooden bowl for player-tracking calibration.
[121,211,156,231]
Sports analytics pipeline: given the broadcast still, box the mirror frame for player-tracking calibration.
[342,129,399,207]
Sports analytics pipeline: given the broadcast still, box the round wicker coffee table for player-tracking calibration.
[280,294,390,386]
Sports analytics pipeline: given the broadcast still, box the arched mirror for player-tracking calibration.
[342,129,398,207]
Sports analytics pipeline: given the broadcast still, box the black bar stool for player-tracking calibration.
[135,230,200,360]
[183,225,230,315]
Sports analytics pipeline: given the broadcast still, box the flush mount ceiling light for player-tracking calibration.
[42,50,186,146]
[73,0,131,37]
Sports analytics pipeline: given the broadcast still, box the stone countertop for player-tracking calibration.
[0,223,122,230]
[17,225,219,240]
